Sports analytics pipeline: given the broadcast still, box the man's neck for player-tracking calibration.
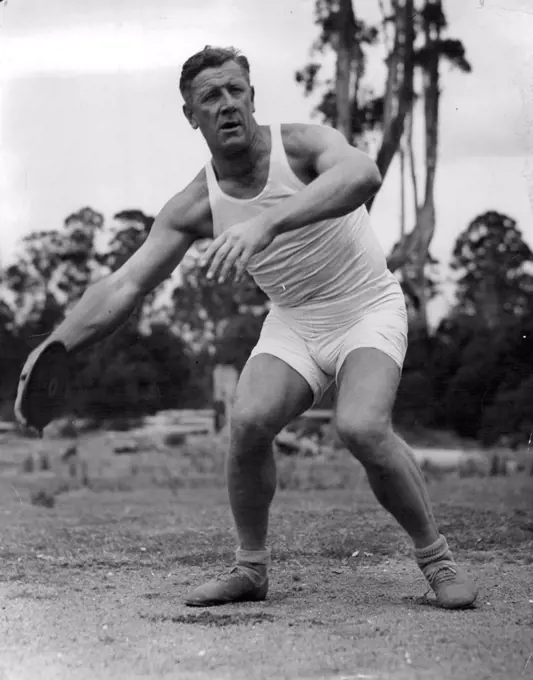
[211,122,267,181]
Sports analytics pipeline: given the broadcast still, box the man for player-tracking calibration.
[16,45,477,610]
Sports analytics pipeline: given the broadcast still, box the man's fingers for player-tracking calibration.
[201,235,226,271]
[234,249,252,282]
[14,412,27,429]
[206,240,232,280]
[200,229,250,282]
[14,402,28,430]
[218,243,243,282]
[14,386,27,425]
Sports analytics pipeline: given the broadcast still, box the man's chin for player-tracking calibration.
[219,135,249,154]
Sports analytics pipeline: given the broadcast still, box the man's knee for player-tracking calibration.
[335,407,392,465]
[230,402,278,452]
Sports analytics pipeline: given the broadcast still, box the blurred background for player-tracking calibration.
[1,0,532,449]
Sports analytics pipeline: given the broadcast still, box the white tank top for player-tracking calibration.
[204,124,402,311]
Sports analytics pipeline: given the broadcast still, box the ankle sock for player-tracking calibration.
[414,534,453,567]
[235,547,271,566]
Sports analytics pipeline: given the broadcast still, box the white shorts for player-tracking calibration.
[249,295,408,406]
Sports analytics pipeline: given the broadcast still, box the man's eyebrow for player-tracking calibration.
[195,85,217,101]
[197,77,245,97]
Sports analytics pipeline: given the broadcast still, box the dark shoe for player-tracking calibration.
[184,564,268,607]
[421,559,478,609]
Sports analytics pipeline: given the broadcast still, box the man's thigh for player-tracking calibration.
[335,347,402,427]
[247,307,331,412]
[331,301,407,420]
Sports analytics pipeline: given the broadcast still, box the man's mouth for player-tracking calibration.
[220,121,241,131]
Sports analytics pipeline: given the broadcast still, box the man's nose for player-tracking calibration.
[220,90,236,110]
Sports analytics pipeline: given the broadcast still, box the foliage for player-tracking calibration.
[171,241,269,365]
[1,203,532,446]
[71,322,195,419]
[450,210,533,326]
[393,211,533,445]
[3,207,104,326]
[296,1,472,342]
[296,1,470,168]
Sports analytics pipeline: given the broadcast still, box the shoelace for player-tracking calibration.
[215,566,241,581]
[215,565,265,583]
[425,563,458,586]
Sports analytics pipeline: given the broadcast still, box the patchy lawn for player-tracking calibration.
[0,432,532,680]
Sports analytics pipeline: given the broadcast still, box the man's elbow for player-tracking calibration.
[349,156,382,200]
[365,162,382,196]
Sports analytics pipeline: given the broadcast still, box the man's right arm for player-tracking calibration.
[43,173,211,355]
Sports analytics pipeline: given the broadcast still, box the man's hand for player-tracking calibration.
[201,216,276,283]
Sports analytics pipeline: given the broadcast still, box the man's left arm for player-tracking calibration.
[265,124,382,236]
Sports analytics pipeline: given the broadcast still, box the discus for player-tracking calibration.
[19,341,70,435]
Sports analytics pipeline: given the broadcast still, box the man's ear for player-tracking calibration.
[183,104,199,130]
[251,86,256,113]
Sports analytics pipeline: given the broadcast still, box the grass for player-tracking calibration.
[1,430,532,575]
[0,429,532,680]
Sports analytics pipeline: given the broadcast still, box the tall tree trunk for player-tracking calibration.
[367,0,415,212]
[386,0,442,352]
[334,0,357,142]
[404,1,441,342]
[406,107,419,213]
[382,0,401,132]
[399,132,406,239]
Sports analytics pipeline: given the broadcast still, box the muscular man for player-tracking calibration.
[16,46,477,610]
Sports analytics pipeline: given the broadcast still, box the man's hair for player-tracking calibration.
[179,45,250,102]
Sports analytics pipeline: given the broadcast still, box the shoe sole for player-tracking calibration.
[438,593,478,610]
[184,581,269,607]
[184,592,267,607]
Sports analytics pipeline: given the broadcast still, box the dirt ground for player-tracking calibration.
[0,433,532,680]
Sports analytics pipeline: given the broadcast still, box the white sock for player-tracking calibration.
[235,547,271,566]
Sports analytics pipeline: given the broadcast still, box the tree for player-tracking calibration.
[410,236,533,443]
[0,273,14,335]
[480,375,533,448]
[450,211,533,329]
[215,313,267,371]
[439,328,500,438]
[4,207,105,327]
[98,209,154,272]
[97,209,169,330]
[296,0,418,180]
[0,206,206,418]
[295,1,381,148]
[71,322,196,418]
[374,0,415,185]
[171,241,269,363]
[381,0,471,339]
[297,0,471,339]
[479,313,533,447]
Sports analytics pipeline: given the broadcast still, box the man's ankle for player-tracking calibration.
[235,547,271,566]
[414,534,453,567]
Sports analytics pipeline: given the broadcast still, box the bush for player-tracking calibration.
[163,431,187,447]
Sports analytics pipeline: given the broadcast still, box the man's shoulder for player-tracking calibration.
[280,123,345,157]
[183,167,210,200]
[158,168,213,239]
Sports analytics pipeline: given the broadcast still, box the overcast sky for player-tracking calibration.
[1,0,532,321]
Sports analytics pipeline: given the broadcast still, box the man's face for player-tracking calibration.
[184,60,255,155]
